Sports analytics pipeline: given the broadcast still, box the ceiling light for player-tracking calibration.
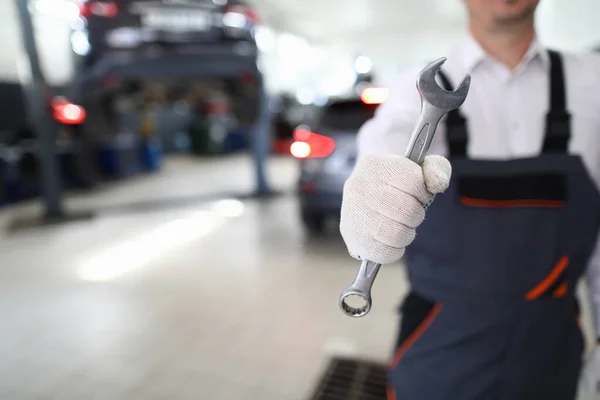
[354,56,372,74]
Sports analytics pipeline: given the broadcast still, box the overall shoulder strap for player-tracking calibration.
[541,50,571,153]
[437,69,469,157]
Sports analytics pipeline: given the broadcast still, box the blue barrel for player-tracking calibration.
[98,134,143,178]
[141,139,162,172]
[223,129,249,153]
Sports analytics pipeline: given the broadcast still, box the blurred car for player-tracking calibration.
[0,1,97,191]
[0,0,79,138]
[71,0,262,138]
[291,87,389,232]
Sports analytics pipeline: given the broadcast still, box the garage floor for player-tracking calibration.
[0,154,595,399]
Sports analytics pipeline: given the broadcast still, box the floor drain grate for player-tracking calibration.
[308,356,389,400]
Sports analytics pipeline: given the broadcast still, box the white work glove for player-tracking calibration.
[580,347,600,400]
[340,154,452,265]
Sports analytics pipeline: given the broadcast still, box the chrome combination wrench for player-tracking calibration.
[339,57,471,318]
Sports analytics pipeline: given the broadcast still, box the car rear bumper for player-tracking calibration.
[299,189,343,214]
[76,43,260,97]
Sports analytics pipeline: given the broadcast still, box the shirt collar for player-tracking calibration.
[460,33,550,73]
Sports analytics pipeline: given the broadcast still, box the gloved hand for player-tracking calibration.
[339,153,452,265]
[580,347,600,399]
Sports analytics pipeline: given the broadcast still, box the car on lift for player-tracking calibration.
[71,0,263,140]
[291,87,389,233]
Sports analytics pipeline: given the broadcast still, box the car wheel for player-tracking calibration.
[301,210,327,234]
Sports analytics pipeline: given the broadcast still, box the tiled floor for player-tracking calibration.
[0,154,596,399]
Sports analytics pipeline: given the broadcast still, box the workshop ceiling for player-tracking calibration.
[247,0,469,81]
[247,0,468,50]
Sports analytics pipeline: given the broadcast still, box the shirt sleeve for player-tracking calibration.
[580,51,600,338]
[585,236,600,337]
[356,66,448,159]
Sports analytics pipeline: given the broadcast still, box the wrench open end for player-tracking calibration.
[417,57,471,112]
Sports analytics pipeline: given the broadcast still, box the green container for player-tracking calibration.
[188,115,226,156]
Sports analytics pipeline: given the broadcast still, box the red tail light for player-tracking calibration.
[360,87,389,105]
[223,5,260,25]
[273,139,293,154]
[78,1,119,18]
[290,128,336,159]
[51,97,86,125]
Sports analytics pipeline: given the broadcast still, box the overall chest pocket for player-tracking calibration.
[456,172,567,294]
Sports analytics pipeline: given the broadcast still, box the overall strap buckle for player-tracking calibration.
[543,112,572,153]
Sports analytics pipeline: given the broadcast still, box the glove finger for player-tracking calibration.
[342,229,406,265]
[374,218,416,249]
[373,185,426,228]
[360,240,406,265]
[422,155,452,194]
[359,154,431,205]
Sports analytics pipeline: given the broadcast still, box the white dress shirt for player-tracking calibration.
[357,33,600,334]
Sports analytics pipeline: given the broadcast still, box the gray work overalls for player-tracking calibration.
[389,50,600,400]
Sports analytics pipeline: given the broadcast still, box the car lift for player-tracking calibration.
[250,82,278,198]
[8,0,93,231]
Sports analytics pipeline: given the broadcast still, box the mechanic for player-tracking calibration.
[339,0,600,399]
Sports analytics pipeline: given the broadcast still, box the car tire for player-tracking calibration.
[301,209,327,234]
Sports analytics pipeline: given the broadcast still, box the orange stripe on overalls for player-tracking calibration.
[387,304,443,400]
[526,256,569,300]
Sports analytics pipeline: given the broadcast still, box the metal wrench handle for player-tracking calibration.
[338,106,445,318]
[404,103,446,164]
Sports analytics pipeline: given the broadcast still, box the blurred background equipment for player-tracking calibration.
[72,0,262,150]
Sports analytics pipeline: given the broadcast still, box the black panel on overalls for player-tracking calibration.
[388,51,600,400]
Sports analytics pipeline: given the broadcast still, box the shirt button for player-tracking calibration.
[512,122,519,130]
